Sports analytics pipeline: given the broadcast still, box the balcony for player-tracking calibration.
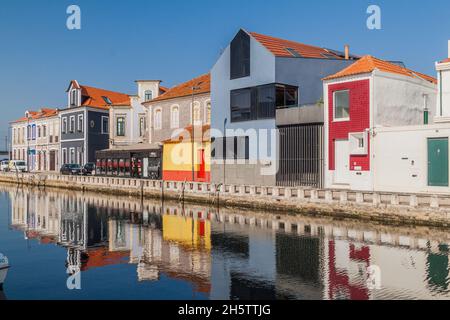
[276,104,324,126]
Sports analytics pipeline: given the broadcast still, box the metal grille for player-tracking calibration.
[276,124,324,188]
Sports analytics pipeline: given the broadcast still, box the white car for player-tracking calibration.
[0,160,9,172]
[0,254,9,290]
[8,160,27,172]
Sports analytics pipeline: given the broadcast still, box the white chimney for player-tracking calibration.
[344,45,350,60]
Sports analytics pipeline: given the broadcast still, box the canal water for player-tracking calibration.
[0,184,449,300]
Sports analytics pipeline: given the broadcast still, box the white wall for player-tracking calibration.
[373,70,437,126]
[436,62,450,119]
[373,124,450,194]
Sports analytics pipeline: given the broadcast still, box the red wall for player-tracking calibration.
[328,79,370,171]
[163,170,211,183]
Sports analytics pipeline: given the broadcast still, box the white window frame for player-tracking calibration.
[62,118,67,134]
[62,148,68,164]
[116,115,126,137]
[101,116,109,134]
[205,101,211,124]
[144,90,153,101]
[191,101,201,125]
[69,148,75,164]
[69,116,75,133]
[349,132,368,155]
[139,115,146,137]
[333,90,350,122]
[77,114,84,132]
[170,105,180,129]
[154,108,162,130]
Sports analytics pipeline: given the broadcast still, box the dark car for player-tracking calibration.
[82,162,96,175]
[60,164,82,175]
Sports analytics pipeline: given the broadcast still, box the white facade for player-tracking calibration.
[435,40,450,122]
[373,124,450,194]
[109,80,163,149]
[11,120,27,163]
[34,114,60,171]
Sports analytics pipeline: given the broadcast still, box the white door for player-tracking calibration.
[334,140,350,184]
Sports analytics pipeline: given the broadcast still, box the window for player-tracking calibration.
[69,116,75,133]
[349,132,368,155]
[62,148,68,164]
[213,136,250,160]
[70,89,78,106]
[230,83,298,123]
[205,102,211,124]
[139,116,146,137]
[62,118,68,134]
[78,115,83,132]
[171,106,179,128]
[154,109,162,130]
[116,116,125,136]
[101,116,109,134]
[70,148,75,164]
[37,126,41,138]
[32,125,36,140]
[192,102,201,124]
[231,88,252,122]
[102,96,112,105]
[334,90,350,120]
[275,84,298,108]
[230,30,250,80]
[144,90,153,101]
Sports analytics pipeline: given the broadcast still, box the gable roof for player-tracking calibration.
[324,55,437,84]
[11,108,59,124]
[67,80,130,110]
[249,31,350,59]
[144,73,210,104]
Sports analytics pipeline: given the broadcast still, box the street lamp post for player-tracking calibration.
[223,118,227,188]
[191,85,201,182]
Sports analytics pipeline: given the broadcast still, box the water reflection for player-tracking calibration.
[5,185,450,300]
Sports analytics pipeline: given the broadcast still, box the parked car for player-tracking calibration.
[82,162,96,175]
[8,160,27,172]
[60,164,82,175]
[0,160,9,172]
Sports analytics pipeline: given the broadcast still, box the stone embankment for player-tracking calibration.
[1,172,450,228]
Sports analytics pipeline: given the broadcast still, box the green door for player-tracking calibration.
[428,138,449,187]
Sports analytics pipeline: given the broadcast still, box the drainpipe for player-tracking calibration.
[423,93,429,125]
[440,70,443,117]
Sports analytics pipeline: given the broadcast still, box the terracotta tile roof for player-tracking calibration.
[249,32,345,59]
[11,108,58,123]
[440,58,450,63]
[324,55,437,84]
[111,85,170,107]
[79,85,130,110]
[144,74,210,104]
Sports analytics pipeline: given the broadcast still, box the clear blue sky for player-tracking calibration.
[1,0,449,149]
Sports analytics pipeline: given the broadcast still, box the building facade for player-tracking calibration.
[59,80,129,166]
[34,109,60,171]
[142,74,211,182]
[11,109,59,172]
[210,29,357,188]
[323,55,437,191]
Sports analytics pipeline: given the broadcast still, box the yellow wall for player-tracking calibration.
[162,215,211,250]
[163,141,210,172]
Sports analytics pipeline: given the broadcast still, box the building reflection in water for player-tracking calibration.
[6,186,450,300]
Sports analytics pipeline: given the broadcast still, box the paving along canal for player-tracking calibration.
[0,183,449,300]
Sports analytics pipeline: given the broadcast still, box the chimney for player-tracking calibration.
[344,45,350,60]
